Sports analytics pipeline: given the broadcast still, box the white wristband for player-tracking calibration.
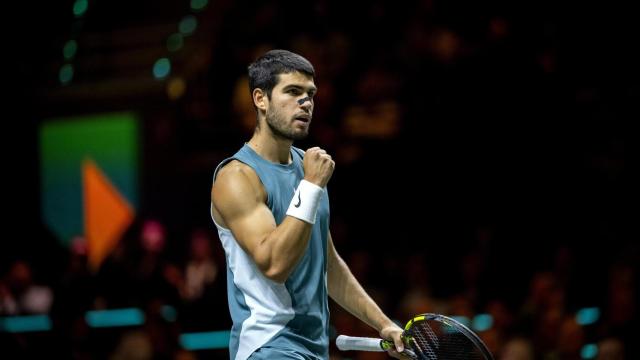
[286,180,324,224]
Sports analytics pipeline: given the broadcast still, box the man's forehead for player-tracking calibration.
[275,72,315,88]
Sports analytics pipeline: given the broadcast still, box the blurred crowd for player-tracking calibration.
[1,218,636,359]
[2,219,227,359]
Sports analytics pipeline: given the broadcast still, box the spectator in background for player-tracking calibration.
[96,218,182,308]
[1,260,53,315]
[109,330,153,360]
[0,278,18,314]
[596,337,625,360]
[54,236,94,316]
[604,262,635,334]
[179,229,222,331]
[132,219,182,306]
[499,337,535,360]
[50,236,95,357]
[556,315,585,360]
[183,229,218,302]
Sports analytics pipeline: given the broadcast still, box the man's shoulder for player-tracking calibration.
[219,159,250,172]
[216,160,258,184]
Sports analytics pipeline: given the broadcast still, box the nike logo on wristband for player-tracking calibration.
[294,191,302,207]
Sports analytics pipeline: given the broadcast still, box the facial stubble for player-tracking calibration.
[265,105,309,141]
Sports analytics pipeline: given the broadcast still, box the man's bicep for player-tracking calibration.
[227,203,277,255]
[212,166,277,256]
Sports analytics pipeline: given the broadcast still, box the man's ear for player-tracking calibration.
[253,88,268,112]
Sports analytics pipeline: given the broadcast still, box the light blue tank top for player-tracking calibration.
[212,144,330,360]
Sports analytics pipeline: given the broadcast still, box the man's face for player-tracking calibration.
[265,71,316,141]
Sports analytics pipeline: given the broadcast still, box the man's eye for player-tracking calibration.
[288,89,301,95]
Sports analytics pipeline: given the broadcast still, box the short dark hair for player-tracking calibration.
[248,49,315,98]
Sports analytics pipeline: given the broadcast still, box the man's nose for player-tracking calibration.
[297,96,312,106]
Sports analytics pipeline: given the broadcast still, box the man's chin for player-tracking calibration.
[291,130,309,141]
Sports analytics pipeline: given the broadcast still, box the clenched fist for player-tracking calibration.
[303,147,335,188]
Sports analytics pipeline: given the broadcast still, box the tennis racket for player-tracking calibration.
[336,313,494,360]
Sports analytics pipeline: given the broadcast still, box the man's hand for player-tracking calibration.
[380,324,412,359]
[303,147,334,188]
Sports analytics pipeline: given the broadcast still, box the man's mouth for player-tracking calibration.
[294,114,311,123]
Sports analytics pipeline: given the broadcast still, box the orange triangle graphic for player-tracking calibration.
[83,158,135,271]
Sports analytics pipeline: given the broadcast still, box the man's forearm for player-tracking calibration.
[259,217,312,282]
[327,253,395,331]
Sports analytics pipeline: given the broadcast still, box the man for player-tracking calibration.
[211,49,406,359]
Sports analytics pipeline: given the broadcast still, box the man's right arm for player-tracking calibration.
[211,161,312,283]
[211,148,333,283]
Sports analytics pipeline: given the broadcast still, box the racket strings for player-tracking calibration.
[409,322,438,360]
[408,320,485,360]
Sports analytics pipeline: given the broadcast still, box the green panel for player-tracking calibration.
[0,315,52,333]
[85,308,145,328]
[40,112,139,246]
[180,331,231,350]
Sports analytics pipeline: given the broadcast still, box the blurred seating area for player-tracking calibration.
[1,220,636,359]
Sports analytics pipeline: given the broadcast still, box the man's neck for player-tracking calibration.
[247,129,293,165]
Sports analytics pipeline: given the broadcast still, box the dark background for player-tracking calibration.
[5,0,638,359]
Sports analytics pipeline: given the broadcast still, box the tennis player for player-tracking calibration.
[210,49,406,360]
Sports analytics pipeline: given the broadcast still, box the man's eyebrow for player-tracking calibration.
[282,84,317,93]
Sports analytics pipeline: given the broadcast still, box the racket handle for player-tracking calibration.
[336,335,385,352]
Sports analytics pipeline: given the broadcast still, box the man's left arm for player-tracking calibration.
[327,232,408,359]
